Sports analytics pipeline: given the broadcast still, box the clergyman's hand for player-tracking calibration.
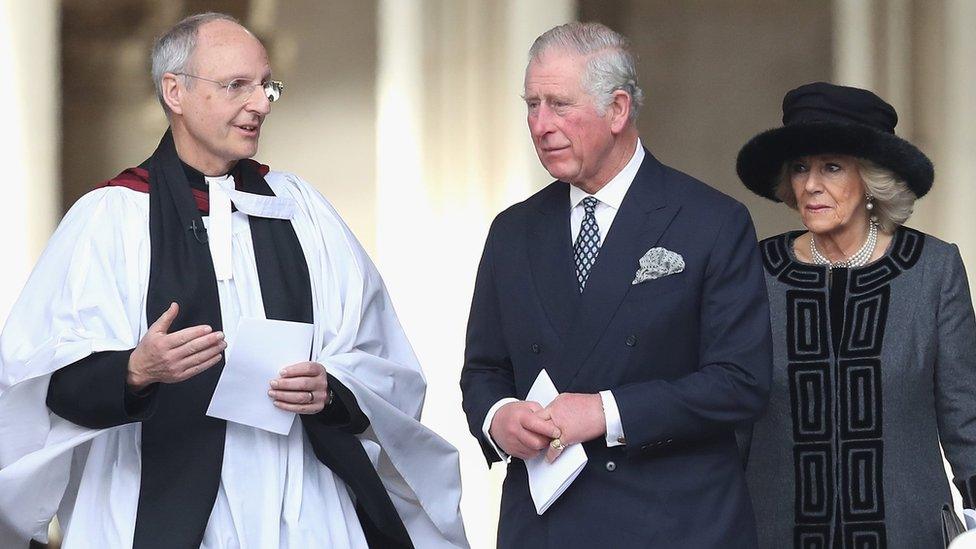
[544,393,606,463]
[127,302,226,390]
[489,401,561,460]
[269,361,331,414]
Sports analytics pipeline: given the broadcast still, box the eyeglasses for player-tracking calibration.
[176,73,284,103]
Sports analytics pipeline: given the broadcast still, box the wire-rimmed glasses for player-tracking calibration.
[176,73,284,103]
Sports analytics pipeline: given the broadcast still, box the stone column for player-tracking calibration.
[375,2,574,546]
[936,0,976,271]
[0,0,58,328]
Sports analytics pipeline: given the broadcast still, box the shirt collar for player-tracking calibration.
[569,138,645,211]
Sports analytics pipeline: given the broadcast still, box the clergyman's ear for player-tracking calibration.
[161,73,184,115]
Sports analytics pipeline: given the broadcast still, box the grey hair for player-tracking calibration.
[774,158,917,233]
[528,22,644,122]
[151,12,241,112]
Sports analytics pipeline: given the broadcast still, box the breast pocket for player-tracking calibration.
[625,271,687,301]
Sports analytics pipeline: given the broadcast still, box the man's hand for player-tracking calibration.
[544,393,606,462]
[127,302,226,390]
[269,361,331,414]
[489,401,561,460]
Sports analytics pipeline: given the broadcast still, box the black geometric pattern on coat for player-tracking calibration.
[794,443,833,522]
[780,262,827,289]
[574,196,601,292]
[839,359,882,439]
[787,291,830,361]
[848,259,899,294]
[842,523,887,549]
[763,236,790,276]
[760,227,926,549]
[795,524,830,548]
[839,287,890,358]
[891,227,924,269]
[841,440,885,521]
[789,361,832,443]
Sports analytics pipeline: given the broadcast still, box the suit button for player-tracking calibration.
[530,343,541,354]
[625,335,637,347]
[605,461,616,472]
[665,438,673,444]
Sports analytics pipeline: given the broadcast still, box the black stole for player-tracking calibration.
[132,130,411,548]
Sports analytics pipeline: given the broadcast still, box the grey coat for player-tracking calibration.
[745,227,976,548]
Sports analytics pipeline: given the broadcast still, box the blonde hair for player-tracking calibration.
[774,158,917,232]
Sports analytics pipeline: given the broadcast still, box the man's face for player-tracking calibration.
[523,50,616,189]
[174,21,272,174]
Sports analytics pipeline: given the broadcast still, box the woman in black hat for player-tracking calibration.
[736,82,976,548]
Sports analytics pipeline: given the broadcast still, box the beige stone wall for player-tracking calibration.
[259,1,378,249]
[580,0,833,239]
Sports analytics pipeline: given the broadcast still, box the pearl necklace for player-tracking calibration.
[810,220,879,269]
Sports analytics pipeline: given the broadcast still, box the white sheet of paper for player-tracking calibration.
[524,369,588,515]
[964,509,976,530]
[949,529,976,548]
[206,317,314,435]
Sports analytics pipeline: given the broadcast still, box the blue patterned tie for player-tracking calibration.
[574,196,601,292]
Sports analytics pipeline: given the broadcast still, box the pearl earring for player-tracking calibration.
[866,195,878,223]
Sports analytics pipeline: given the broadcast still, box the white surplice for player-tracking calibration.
[0,172,468,548]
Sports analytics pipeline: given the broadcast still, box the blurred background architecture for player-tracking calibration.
[2,1,974,547]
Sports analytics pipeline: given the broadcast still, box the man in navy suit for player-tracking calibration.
[460,22,773,547]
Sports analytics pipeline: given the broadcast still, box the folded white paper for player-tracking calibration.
[206,317,314,435]
[964,508,976,530]
[524,369,587,515]
[949,529,976,548]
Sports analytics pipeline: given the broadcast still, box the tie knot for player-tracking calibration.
[582,196,599,214]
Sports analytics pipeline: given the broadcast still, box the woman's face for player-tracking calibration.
[789,154,868,235]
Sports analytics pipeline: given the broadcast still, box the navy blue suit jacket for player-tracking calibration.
[460,150,773,548]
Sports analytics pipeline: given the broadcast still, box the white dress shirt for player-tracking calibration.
[482,139,645,460]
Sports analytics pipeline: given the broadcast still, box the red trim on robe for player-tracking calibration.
[97,161,271,214]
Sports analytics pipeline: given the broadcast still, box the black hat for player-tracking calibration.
[736,82,933,201]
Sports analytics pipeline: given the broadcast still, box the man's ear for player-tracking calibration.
[161,73,184,115]
[608,90,632,134]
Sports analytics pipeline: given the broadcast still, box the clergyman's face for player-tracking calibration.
[523,50,617,190]
[176,20,272,174]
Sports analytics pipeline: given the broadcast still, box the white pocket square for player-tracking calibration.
[632,247,684,285]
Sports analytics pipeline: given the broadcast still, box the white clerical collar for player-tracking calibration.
[206,175,235,281]
[204,173,297,281]
[569,138,645,211]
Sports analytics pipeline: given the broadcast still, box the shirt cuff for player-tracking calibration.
[600,390,626,447]
[482,397,520,463]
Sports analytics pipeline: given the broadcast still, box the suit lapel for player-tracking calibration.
[550,152,680,389]
[528,185,579,339]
